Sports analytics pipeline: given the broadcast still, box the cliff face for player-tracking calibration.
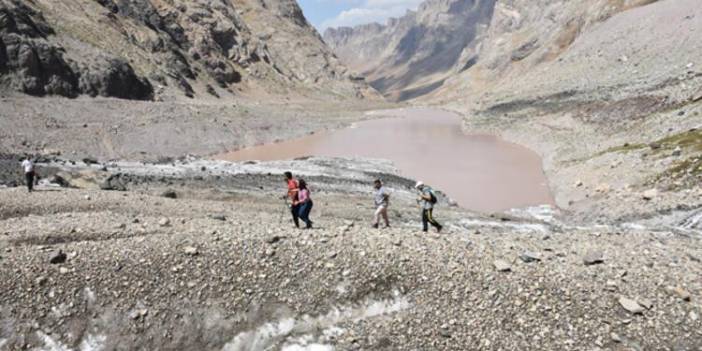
[0,0,375,101]
[324,0,668,102]
[324,0,496,101]
[431,0,669,104]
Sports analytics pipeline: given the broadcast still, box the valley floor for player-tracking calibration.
[0,157,700,350]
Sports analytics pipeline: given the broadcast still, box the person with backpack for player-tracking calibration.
[415,181,442,233]
[21,156,35,193]
[284,171,300,228]
[294,178,314,229]
[372,179,390,229]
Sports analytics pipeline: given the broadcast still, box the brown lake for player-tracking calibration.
[219,108,554,212]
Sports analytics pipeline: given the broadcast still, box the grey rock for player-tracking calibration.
[583,251,604,266]
[158,218,171,227]
[49,250,67,264]
[610,333,622,343]
[128,308,148,320]
[183,246,199,256]
[47,174,70,187]
[642,189,658,201]
[519,251,542,263]
[100,174,127,191]
[210,214,227,221]
[161,190,178,199]
[494,259,512,272]
[637,298,653,310]
[619,297,645,314]
[666,286,691,302]
[266,235,283,244]
[439,325,451,338]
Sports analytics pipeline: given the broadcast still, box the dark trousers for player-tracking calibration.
[422,208,441,232]
[290,203,301,228]
[298,200,314,228]
[25,172,34,192]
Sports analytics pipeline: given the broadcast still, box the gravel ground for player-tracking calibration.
[0,159,700,350]
[0,96,394,162]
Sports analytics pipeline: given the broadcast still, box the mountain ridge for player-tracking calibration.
[324,0,496,101]
[0,0,376,101]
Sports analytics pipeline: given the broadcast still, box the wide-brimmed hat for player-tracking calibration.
[415,181,424,189]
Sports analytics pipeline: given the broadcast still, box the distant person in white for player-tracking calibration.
[372,179,390,229]
[21,156,35,192]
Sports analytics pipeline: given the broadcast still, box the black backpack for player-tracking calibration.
[428,189,438,204]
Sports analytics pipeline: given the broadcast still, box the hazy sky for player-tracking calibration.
[297,0,423,31]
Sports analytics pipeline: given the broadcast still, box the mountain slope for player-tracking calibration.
[0,0,375,101]
[437,0,702,223]
[324,0,496,101]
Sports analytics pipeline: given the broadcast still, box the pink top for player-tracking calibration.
[298,189,310,203]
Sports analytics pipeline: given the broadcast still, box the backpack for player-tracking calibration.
[428,189,438,204]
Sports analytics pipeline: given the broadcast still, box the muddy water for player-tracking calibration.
[219,108,554,212]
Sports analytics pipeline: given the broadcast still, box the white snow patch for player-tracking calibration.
[222,291,408,351]
[509,205,558,223]
[460,219,549,234]
[34,331,105,351]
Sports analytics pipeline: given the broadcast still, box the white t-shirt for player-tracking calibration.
[21,160,34,173]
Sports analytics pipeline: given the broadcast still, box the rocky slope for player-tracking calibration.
[0,0,375,101]
[0,157,700,350]
[329,0,701,225]
[432,0,702,224]
[323,0,496,101]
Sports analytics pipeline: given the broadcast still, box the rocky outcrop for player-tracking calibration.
[0,2,80,97]
[0,0,374,101]
[0,0,152,99]
[324,0,497,101]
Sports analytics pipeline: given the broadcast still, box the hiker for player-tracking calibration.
[294,178,313,229]
[21,156,35,193]
[415,181,442,233]
[284,171,300,228]
[372,179,390,228]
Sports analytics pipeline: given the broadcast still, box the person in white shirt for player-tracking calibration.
[21,156,35,192]
[372,179,390,229]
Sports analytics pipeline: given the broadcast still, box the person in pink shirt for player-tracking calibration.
[293,178,314,229]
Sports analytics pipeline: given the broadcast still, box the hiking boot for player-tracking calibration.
[372,223,379,229]
[437,225,443,233]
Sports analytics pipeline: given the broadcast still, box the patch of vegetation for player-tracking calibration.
[596,129,702,158]
[656,129,702,152]
[595,142,646,156]
[649,155,702,190]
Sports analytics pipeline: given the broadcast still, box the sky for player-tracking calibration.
[297,0,424,31]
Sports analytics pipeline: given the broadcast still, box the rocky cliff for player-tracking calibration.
[0,0,374,101]
[324,0,496,101]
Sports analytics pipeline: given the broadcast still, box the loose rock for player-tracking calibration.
[183,246,199,256]
[494,260,512,272]
[619,297,645,314]
[642,189,658,201]
[49,250,67,264]
[519,251,542,263]
[583,251,604,266]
